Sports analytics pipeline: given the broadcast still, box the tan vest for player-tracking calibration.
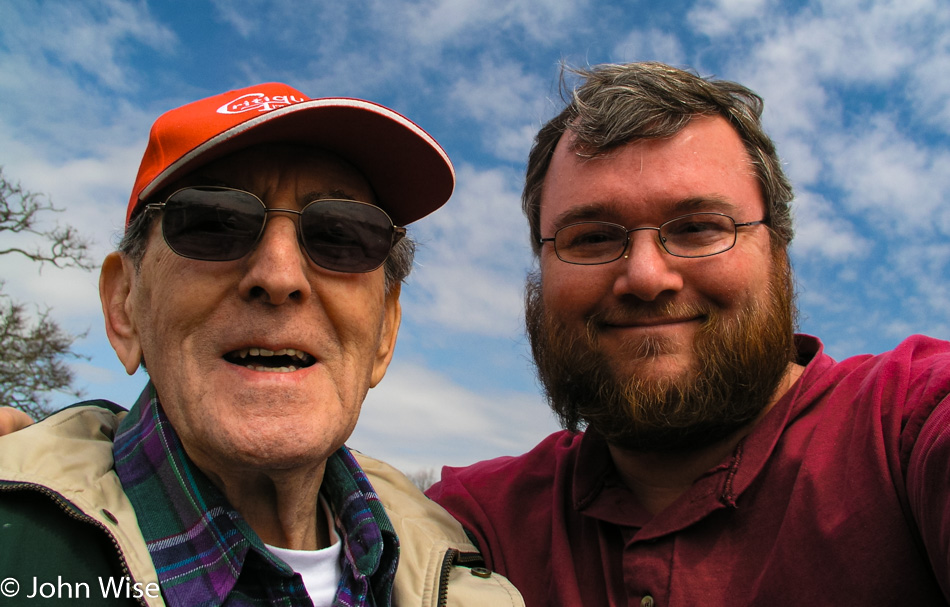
[355,453,524,606]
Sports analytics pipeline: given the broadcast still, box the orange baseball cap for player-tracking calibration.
[127,83,454,227]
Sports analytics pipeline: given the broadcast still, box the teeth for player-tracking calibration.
[245,365,299,373]
[235,348,309,361]
[229,347,314,373]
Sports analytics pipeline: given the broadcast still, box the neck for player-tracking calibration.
[202,462,331,550]
[608,361,804,516]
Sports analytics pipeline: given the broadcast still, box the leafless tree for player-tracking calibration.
[405,468,439,492]
[0,168,94,417]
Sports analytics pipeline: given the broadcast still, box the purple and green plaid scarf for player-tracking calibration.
[113,383,398,606]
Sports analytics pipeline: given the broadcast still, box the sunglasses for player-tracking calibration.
[145,186,406,273]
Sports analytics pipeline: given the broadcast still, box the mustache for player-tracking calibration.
[586,300,713,332]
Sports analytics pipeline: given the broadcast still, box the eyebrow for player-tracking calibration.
[302,188,365,202]
[551,196,743,228]
[551,204,612,227]
[668,196,741,216]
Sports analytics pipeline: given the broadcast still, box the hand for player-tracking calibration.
[0,407,34,436]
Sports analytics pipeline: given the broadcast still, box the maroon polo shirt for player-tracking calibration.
[428,335,950,606]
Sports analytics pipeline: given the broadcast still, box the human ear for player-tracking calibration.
[99,252,143,375]
[370,283,402,387]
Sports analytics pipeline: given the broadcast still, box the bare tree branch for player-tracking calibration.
[405,468,439,492]
[0,168,96,270]
[0,289,89,417]
[0,167,95,416]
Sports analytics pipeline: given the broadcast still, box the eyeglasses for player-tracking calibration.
[539,212,766,265]
[145,186,406,273]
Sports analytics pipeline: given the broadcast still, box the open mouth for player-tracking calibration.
[224,347,317,373]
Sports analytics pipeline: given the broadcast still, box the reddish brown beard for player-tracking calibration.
[525,251,797,453]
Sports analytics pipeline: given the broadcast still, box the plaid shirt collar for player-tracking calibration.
[113,383,398,607]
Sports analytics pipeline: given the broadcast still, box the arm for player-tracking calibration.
[907,395,950,601]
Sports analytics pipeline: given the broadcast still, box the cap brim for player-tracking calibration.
[138,98,454,226]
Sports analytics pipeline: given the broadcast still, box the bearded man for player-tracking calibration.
[427,62,950,606]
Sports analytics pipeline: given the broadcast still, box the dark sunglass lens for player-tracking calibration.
[299,200,394,272]
[162,188,265,261]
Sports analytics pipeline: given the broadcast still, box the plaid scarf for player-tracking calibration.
[113,383,398,606]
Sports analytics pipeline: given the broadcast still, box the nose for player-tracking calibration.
[238,213,311,305]
[611,228,684,301]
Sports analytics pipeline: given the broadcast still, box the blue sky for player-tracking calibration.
[1,0,948,473]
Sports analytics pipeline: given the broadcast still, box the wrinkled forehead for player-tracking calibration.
[159,143,378,206]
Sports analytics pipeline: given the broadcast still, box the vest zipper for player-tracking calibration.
[436,548,487,606]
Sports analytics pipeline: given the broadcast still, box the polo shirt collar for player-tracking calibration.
[573,335,825,537]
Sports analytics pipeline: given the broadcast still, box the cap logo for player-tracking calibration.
[217,92,306,115]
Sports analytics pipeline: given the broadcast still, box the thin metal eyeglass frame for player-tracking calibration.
[538,212,767,265]
[144,186,406,272]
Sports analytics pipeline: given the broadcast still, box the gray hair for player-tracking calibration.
[118,210,415,293]
[523,62,794,255]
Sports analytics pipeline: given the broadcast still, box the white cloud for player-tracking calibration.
[804,0,947,85]
[3,259,101,323]
[445,57,551,161]
[221,0,359,49]
[406,164,532,336]
[711,0,950,142]
[494,123,545,166]
[776,136,822,188]
[823,117,950,236]
[0,0,176,92]
[696,0,943,86]
[70,357,127,389]
[407,263,525,336]
[210,0,586,103]
[719,46,833,142]
[448,59,542,124]
[907,30,950,134]
[419,165,528,261]
[789,191,871,261]
[209,0,258,37]
[350,359,558,472]
[390,0,588,47]
[398,0,503,45]
[687,0,771,38]
[612,28,687,65]
[883,241,950,322]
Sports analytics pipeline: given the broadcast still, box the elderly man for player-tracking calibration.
[428,62,950,606]
[0,84,522,606]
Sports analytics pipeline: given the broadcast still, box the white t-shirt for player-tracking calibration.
[266,499,343,606]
